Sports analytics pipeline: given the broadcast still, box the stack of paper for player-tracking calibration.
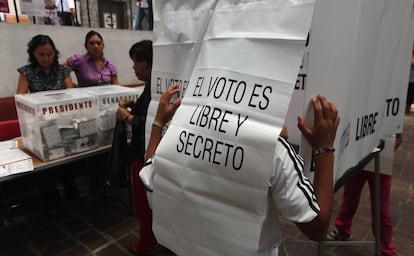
[0,140,33,177]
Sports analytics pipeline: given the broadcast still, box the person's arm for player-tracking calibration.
[67,0,76,17]
[63,59,80,87]
[16,74,30,94]
[411,51,414,66]
[395,133,402,150]
[295,95,340,240]
[280,125,288,139]
[145,85,181,161]
[111,75,119,85]
[64,76,74,89]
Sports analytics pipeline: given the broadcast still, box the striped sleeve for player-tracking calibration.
[270,137,320,223]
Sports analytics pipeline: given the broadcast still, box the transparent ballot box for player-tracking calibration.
[15,89,99,161]
[80,85,141,145]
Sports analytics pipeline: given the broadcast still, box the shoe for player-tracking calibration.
[326,229,351,241]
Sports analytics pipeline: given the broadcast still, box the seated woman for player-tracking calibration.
[16,34,75,214]
[64,30,119,87]
[17,34,73,93]
[64,30,120,195]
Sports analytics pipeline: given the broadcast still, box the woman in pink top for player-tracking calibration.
[65,30,119,87]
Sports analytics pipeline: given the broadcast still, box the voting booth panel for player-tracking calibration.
[295,0,414,183]
[143,0,414,255]
[151,0,315,255]
[147,0,218,144]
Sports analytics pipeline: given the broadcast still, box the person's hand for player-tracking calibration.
[297,95,340,149]
[116,107,131,121]
[118,99,135,108]
[154,85,181,126]
[280,125,288,139]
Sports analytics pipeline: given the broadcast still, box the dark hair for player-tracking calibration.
[84,30,104,48]
[27,34,60,67]
[129,40,153,67]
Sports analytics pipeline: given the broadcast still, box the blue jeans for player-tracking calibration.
[134,7,150,30]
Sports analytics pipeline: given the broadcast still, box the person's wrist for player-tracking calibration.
[312,147,335,156]
[152,120,164,129]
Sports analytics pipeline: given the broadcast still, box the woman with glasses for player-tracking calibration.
[64,30,119,87]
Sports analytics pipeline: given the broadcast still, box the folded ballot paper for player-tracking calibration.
[0,140,33,177]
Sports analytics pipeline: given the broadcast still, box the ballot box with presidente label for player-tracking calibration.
[14,89,99,161]
[79,85,141,145]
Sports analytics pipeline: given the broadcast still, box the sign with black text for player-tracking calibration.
[301,0,414,182]
[151,0,314,255]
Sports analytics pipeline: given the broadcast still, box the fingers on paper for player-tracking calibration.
[297,116,311,139]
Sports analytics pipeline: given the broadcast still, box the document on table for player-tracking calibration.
[0,139,18,151]
[0,148,33,177]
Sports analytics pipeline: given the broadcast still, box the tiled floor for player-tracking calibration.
[1,113,414,256]
[0,184,138,256]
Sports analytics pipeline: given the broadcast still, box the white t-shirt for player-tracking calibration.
[55,0,75,13]
[140,136,319,255]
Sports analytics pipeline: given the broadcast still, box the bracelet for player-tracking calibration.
[312,147,335,156]
[152,120,164,129]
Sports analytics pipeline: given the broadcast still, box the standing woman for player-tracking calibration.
[116,40,155,254]
[65,30,119,87]
[17,34,73,93]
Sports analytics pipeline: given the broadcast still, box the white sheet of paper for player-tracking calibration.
[0,139,18,151]
[0,148,33,177]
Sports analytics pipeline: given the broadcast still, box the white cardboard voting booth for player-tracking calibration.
[149,0,315,255]
[301,0,414,181]
[143,0,414,255]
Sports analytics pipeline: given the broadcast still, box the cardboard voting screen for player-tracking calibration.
[301,0,414,182]
[151,1,315,255]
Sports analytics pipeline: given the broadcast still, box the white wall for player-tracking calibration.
[0,23,153,97]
